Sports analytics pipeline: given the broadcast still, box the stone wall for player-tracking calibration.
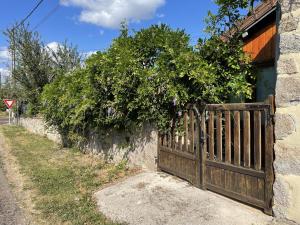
[274,0,300,223]
[19,117,62,144]
[18,117,158,170]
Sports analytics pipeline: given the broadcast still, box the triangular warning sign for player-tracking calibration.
[3,99,16,109]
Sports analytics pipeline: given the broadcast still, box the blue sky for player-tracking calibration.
[0,0,218,76]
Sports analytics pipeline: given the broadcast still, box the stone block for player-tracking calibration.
[273,174,300,223]
[273,174,290,219]
[280,0,300,13]
[277,58,298,74]
[276,77,300,106]
[274,142,300,175]
[279,15,299,33]
[280,34,300,54]
[275,113,296,139]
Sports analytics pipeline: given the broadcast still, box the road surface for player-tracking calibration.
[0,117,8,125]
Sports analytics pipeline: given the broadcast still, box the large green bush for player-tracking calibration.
[41,24,253,144]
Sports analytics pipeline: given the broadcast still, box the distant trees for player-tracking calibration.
[5,24,81,114]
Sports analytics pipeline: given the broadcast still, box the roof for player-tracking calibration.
[221,0,277,40]
[239,0,277,31]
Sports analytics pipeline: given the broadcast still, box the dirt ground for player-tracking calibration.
[95,171,277,225]
[0,168,26,225]
[0,118,26,225]
[0,132,43,225]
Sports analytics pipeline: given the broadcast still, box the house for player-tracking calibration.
[240,0,278,102]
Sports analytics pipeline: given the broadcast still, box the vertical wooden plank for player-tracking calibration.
[243,111,251,167]
[225,111,231,163]
[209,111,215,160]
[184,111,188,152]
[168,131,171,148]
[195,108,201,188]
[171,118,176,150]
[264,95,274,215]
[254,111,262,170]
[157,133,161,171]
[258,178,265,201]
[234,111,241,166]
[240,174,247,196]
[220,169,225,189]
[216,111,222,161]
[200,109,207,190]
[178,135,182,151]
[189,109,195,153]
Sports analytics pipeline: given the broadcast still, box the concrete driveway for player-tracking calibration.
[95,171,275,225]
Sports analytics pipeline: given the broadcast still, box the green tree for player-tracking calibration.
[41,21,254,143]
[5,24,81,114]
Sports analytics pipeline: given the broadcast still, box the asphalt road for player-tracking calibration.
[0,120,26,225]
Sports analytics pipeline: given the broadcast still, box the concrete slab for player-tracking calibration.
[94,171,274,225]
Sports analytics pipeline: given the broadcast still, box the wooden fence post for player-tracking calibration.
[194,106,201,188]
[200,105,207,190]
[264,95,275,215]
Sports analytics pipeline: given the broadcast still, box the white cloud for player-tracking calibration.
[0,47,10,62]
[156,13,164,18]
[46,42,60,52]
[82,50,97,58]
[0,68,10,77]
[60,0,165,28]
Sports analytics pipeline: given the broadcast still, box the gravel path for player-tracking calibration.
[0,167,26,225]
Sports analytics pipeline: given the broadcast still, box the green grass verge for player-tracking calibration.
[0,125,134,225]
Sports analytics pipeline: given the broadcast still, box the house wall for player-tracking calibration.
[273,0,300,223]
[255,66,277,102]
[243,21,276,64]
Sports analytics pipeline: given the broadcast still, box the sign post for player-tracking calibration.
[3,99,16,125]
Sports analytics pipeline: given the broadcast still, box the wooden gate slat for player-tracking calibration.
[184,112,188,152]
[216,111,222,161]
[201,110,207,189]
[158,99,274,215]
[243,111,251,167]
[225,111,231,163]
[234,111,241,166]
[189,109,195,153]
[209,111,215,160]
[254,111,262,170]
[195,110,201,188]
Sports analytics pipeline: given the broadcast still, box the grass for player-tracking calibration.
[0,125,136,225]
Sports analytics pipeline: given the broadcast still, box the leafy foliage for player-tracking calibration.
[4,24,81,114]
[41,21,254,142]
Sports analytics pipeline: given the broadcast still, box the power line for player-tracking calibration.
[16,0,45,29]
[11,0,45,77]
[33,3,60,30]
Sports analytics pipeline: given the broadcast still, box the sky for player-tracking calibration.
[0,0,218,77]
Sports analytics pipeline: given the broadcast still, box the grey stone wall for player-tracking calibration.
[19,117,62,144]
[18,117,158,170]
[274,1,300,223]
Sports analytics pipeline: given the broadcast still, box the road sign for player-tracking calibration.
[3,99,16,109]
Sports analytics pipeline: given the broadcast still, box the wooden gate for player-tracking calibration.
[157,96,274,215]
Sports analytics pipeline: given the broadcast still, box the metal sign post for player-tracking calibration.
[8,108,11,124]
